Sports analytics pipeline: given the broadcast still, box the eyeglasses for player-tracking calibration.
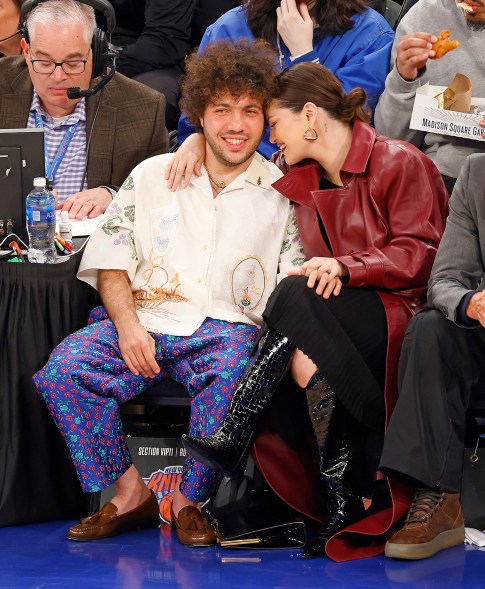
[30,58,88,75]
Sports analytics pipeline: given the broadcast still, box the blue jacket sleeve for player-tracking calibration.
[332,31,394,112]
[177,113,194,145]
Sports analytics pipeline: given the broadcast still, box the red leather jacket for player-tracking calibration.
[253,120,448,561]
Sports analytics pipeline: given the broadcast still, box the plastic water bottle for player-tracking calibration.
[26,177,56,263]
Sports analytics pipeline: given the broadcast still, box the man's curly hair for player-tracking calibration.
[180,39,278,129]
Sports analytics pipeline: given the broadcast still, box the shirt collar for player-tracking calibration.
[192,153,273,195]
[30,90,86,125]
[244,153,272,189]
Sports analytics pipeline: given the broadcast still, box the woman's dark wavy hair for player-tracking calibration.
[180,39,278,129]
[274,61,370,124]
[246,0,367,44]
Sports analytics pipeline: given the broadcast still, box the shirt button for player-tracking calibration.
[202,245,208,252]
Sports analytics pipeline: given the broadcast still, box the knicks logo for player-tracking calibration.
[143,465,183,524]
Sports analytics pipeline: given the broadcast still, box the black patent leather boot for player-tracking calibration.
[302,436,365,559]
[182,329,294,475]
[301,375,365,559]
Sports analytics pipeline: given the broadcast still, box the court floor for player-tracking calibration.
[1,520,485,588]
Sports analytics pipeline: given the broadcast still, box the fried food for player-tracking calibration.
[431,30,460,59]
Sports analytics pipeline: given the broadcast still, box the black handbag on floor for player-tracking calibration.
[204,458,306,549]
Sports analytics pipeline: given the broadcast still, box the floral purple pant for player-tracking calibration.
[33,307,258,501]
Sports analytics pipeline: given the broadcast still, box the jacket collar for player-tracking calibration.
[272,120,377,206]
[341,119,377,175]
[10,58,32,94]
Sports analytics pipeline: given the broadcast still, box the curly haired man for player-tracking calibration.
[33,40,304,547]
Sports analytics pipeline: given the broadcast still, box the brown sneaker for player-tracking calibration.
[385,489,465,560]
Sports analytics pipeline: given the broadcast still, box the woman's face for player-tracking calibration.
[267,100,311,165]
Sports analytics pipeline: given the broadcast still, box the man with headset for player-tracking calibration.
[0,0,168,220]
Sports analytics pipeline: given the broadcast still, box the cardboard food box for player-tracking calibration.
[409,82,485,142]
[100,436,186,524]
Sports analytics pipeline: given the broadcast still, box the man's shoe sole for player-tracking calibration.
[385,525,465,560]
[67,518,158,542]
[67,491,160,542]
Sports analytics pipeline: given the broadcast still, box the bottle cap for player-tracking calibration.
[33,177,47,188]
[61,210,69,223]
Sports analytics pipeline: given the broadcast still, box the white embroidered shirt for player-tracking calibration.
[78,153,305,336]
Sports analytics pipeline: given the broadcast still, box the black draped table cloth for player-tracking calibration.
[0,250,99,526]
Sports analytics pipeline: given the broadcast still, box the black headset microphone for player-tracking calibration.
[67,50,117,99]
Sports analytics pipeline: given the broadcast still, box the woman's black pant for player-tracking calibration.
[263,275,387,430]
[262,275,388,494]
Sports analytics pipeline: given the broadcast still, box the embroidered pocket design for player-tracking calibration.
[151,207,179,255]
[231,256,266,311]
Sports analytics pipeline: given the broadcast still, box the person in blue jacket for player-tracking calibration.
[174,0,394,170]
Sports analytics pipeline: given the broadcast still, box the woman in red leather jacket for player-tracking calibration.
[183,62,448,560]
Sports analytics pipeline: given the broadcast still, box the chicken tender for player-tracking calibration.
[431,30,460,59]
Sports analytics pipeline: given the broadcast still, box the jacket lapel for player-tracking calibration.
[85,92,115,189]
[272,162,323,206]
[0,67,33,129]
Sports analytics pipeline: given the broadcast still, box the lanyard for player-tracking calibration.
[34,112,79,182]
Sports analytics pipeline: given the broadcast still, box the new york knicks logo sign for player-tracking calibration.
[143,465,183,523]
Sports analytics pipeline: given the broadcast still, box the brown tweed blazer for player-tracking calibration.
[0,56,169,191]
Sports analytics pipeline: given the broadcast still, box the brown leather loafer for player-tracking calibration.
[67,490,159,542]
[171,505,217,547]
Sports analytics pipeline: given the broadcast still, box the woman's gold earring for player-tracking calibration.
[303,127,318,141]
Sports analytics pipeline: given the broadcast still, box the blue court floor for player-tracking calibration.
[1,521,485,589]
